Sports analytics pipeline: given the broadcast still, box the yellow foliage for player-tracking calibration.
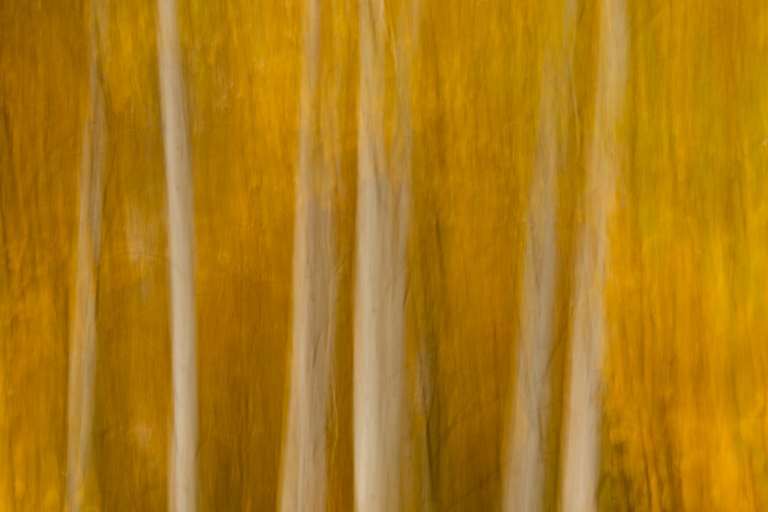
[1,0,768,510]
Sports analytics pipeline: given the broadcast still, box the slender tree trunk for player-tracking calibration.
[279,0,340,510]
[503,3,576,511]
[560,0,628,511]
[156,0,199,510]
[355,1,419,511]
[66,4,107,510]
[354,3,398,508]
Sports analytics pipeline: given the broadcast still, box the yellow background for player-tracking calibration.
[1,0,767,510]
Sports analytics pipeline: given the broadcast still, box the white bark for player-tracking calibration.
[66,4,107,510]
[156,0,199,510]
[560,0,628,511]
[354,1,419,511]
[503,3,576,512]
[279,0,339,510]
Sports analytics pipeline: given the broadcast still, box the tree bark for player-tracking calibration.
[560,0,628,511]
[279,0,340,510]
[66,3,107,510]
[503,3,576,511]
[354,1,419,511]
[157,0,199,510]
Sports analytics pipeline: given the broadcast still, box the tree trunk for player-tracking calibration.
[354,1,419,511]
[503,3,576,511]
[279,0,340,510]
[560,0,628,511]
[157,0,199,510]
[66,3,107,510]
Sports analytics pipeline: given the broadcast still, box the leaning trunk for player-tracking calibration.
[65,3,107,510]
[560,0,628,511]
[156,0,199,510]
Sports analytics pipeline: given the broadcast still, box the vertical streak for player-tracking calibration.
[355,0,389,508]
[157,0,199,510]
[355,0,419,510]
[66,3,107,510]
[504,2,576,512]
[279,0,339,509]
[560,0,628,511]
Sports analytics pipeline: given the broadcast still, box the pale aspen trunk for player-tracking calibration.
[354,3,396,507]
[278,0,340,509]
[66,4,107,510]
[503,60,561,512]
[355,1,419,511]
[503,2,576,511]
[157,0,199,510]
[560,0,627,511]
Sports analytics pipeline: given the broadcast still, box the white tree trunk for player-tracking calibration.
[66,4,107,510]
[503,3,576,512]
[279,0,339,509]
[354,1,419,511]
[156,0,199,510]
[560,0,628,511]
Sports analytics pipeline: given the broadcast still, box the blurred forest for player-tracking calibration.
[2,0,768,511]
